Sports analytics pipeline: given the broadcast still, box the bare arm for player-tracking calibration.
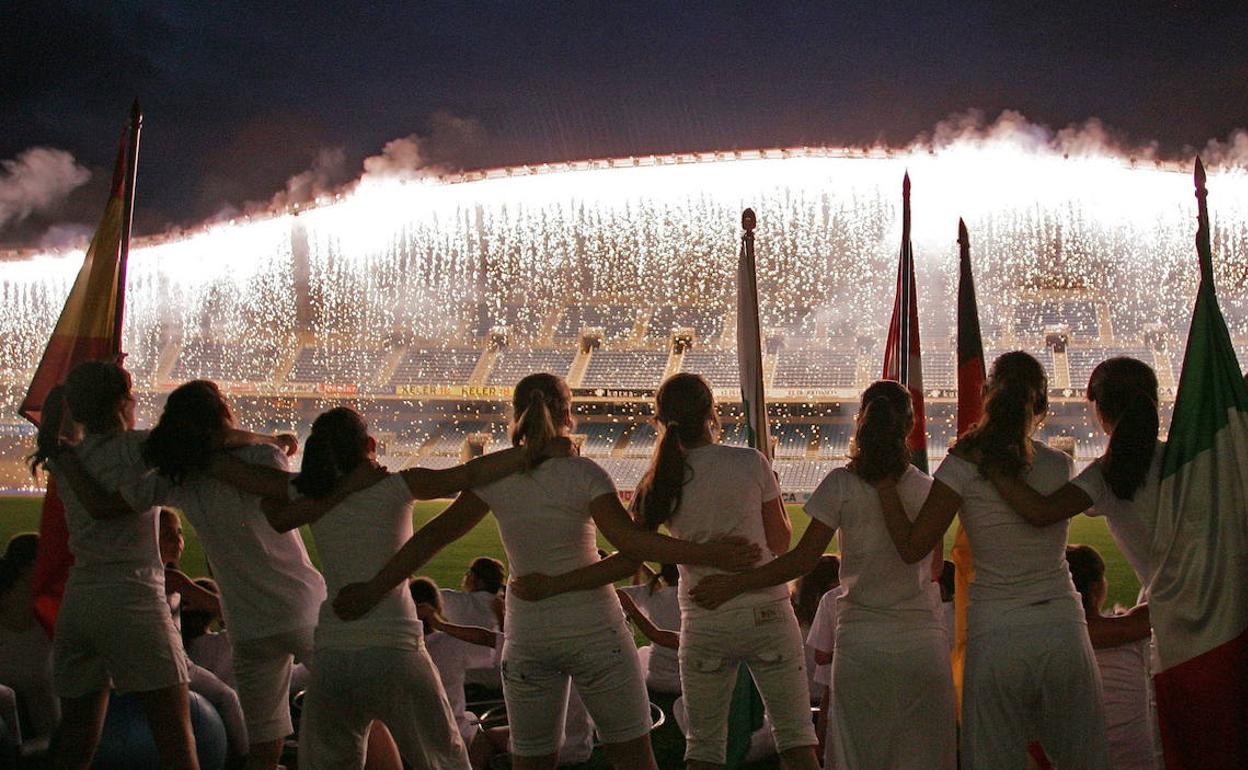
[259,463,388,533]
[210,452,295,500]
[689,519,836,610]
[879,477,960,564]
[761,496,792,555]
[1087,604,1151,649]
[332,492,491,620]
[165,568,222,616]
[398,438,571,499]
[589,493,760,570]
[617,590,680,649]
[509,552,641,602]
[417,604,499,649]
[52,450,136,520]
[988,473,1094,528]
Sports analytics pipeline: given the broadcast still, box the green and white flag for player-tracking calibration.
[1150,158,1248,769]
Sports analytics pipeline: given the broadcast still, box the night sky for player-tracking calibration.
[3,1,1247,248]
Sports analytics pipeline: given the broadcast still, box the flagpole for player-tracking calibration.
[899,172,911,384]
[113,99,143,357]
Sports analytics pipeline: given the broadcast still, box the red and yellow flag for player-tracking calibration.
[882,173,929,474]
[20,118,137,635]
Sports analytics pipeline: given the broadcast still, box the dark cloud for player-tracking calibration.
[3,1,1247,246]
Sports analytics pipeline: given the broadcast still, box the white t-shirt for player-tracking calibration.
[473,457,624,641]
[934,442,1082,631]
[1070,441,1164,593]
[665,444,788,617]
[804,466,942,644]
[1095,638,1158,770]
[425,630,478,743]
[440,589,500,671]
[309,473,421,651]
[58,430,163,580]
[807,585,846,689]
[150,445,325,641]
[618,583,681,684]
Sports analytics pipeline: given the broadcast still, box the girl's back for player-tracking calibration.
[938,440,1077,610]
[310,473,419,650]
[473,455,623,639]
[61,430,161,578]
[667,443,786,616]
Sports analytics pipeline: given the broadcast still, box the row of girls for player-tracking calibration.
[27,345,1165,770]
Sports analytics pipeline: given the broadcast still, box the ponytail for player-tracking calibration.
[28,385,69,475]
[511,373,572,468]
[959,351,1047,478]
[847,380,913,484]
[635,373,717,531]
[1088,357,1159,500]
[292,407,370,499]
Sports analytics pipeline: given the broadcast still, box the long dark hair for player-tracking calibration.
[409,576,441,634]
[30,361,132,473]
[1065,543,1105,614]
[511,373,572,467]
[468,556,506,594]
[956,351,1049,478]
[144,380,233,484]
[292,407,370,499]
[793,554,841,626]
[846,380,913,484]
[635,373,719,531]
[1087,357,1159,500]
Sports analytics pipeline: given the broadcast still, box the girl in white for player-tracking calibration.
[873,351,1110,769]
[1067,545,1156,770]
[261,405,555,770]
[332,372,760,770]
[692,381,955,769]
[138,379,325,770]
[985,357,1163,598]
[29,362,198,770]
[617,564,682,694]
[0,533,59,751]
[625,373,819,770]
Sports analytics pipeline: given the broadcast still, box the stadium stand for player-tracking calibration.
[776,459,841,491]
[646,305,725,342]
[594,457,648,489]
[922,347,956,389]
[389,348,481,386]
[817,423,852,458]
[287,346,391,384]
[471,302,547,339]
[172,341,284,382]
[581,350,669,389]
[1066,347,1154,387]
[554,304,638,342]
[773,423,815,458]
[578,422,626,455]
[623,424,658,456]
[1012,299,1099,338]
[773,349,857,388]
[680,350,739,390]
[489,348,575,385]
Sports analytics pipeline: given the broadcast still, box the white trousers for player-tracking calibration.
[299,645,469,770]
[963,620,1110,769]
[831,631,956,769]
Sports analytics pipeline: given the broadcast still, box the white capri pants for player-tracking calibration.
[962,619,1110,769]
[678,599,818,765]
[232,625,315,745]
[299,645,469,770]
[831,630,956,769]
[501,622,651,757]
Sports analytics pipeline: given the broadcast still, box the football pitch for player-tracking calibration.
[0,495,1141,609]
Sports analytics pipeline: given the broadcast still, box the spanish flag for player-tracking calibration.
[19,108,140,635]
[882,173,929,474]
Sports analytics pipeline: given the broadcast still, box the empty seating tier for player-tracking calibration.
[388,348,481,386]
[489,349,575,385]
[581,350,669,389]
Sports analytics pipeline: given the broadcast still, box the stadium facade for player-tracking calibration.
[2,148,1246,494]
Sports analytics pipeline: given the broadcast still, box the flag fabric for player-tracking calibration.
[20,129,134,636]
[1148,159,1248,769]
[882,173,929,474]
[950,218,984,711]
[725,208,769,768]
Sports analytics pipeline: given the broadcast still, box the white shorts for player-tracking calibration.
[501,623,651,757]
[232,625,315,744]
[636,645,682,694]
[299,645,469,770]
[53,575,189,697]
[963,619,1110,769]
[678,599,818,765]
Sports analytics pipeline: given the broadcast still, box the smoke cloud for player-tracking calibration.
[268,146,349,209]
[361,110,487,181]
[0,147,91,233]
[909,109,1164,164]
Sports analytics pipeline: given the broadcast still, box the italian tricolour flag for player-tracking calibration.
[1149,159,1248,769]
